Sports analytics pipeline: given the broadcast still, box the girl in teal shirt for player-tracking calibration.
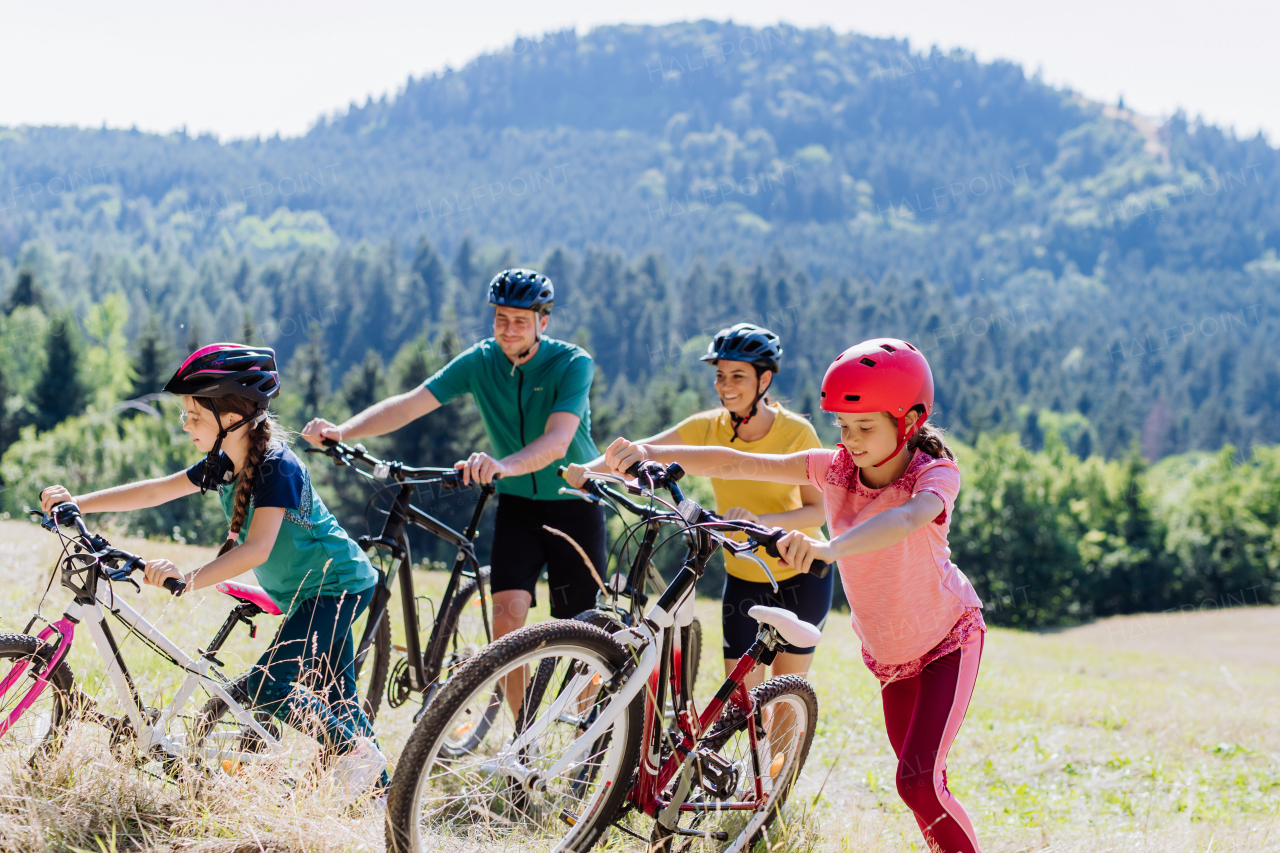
[39,343,387,801]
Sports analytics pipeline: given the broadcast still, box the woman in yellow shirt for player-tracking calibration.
[569,323,830,690]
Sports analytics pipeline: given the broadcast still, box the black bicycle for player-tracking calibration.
[305,439,498,740]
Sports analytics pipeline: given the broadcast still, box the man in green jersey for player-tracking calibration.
[301,268,606,646]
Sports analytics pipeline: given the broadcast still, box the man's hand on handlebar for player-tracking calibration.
[142,559,184,589]
[604,437,649,476]
[563,463,592,490]
[455,451,508,486]
[776,530,835,575]
[301,418,342,447]
[39,485,76,515]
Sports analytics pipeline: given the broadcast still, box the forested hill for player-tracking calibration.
[1,21,1279,462]
[3,22,1278,280]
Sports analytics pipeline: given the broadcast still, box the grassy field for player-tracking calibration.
[0,518,1276,852]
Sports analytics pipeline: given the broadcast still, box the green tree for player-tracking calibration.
[32,312,89,432]
[4,270,45,315]
[342,349,386,415]
[296,331,331,419]
[130,317,172,401]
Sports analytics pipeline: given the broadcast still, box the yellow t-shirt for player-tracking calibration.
[675,405,825,583]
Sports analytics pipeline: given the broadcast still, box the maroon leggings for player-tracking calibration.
[880,630,984,853]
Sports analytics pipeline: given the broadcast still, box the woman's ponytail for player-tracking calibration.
[217,411,278,557]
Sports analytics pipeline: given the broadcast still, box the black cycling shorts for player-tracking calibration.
[489,494,608,619]
[721,567,834,659]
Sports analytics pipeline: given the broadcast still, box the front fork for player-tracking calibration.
[0,617,78,739]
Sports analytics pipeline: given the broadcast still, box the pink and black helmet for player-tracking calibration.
[163,343,280,406]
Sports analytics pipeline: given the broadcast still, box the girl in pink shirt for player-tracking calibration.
[606,338,985,853]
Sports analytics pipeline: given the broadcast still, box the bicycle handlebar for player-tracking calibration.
[559,464,830,581]
[36,503,188,595]
[306,438,467,485]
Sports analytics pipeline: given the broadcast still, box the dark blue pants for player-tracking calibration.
[241,586,388,785]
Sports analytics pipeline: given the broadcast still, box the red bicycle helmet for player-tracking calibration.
[820,338,934,466]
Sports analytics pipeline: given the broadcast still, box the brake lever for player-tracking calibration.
[558,486,602,504]
[735,549,779,593]
[107,569,142,593]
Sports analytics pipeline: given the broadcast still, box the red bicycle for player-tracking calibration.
[386,461,827,853]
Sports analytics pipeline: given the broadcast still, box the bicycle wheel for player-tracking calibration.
[434,565,492,683]
[189,675,309,786]
[429,566,497,756]
[0,633,74,768]
[681,616,702,696]
[386,619,642,853]
[610,675,818,853]
[353,605,392,722]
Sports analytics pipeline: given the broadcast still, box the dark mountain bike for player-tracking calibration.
[305,440,498,737]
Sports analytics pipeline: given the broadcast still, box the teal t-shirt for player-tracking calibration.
[425,337,599,500]
[188,443,376,615]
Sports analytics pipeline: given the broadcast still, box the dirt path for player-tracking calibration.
[1050,604,1280,668]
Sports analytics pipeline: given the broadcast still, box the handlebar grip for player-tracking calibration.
[322,437,338,447]
[557,466,568,479]
[624,461,642,478]
[163,577,187,596]
[811,560,832,579]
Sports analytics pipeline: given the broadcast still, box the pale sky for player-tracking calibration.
[3,0,1276,143]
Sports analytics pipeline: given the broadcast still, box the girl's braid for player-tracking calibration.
[218,414,273,557]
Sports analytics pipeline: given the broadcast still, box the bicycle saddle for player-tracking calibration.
[216,581,283,616]
[748,605,822,648]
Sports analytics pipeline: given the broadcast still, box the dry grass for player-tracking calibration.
[0,518,1277,851]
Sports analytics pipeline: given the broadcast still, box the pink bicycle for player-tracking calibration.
[0,503,299,776]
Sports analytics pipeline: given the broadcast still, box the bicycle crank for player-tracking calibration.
[387,657,413,709]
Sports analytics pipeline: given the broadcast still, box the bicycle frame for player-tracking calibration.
[506,554,781,819]
[1,577,280,765]
[354,477,495,702]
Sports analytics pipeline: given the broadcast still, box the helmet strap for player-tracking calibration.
[198,400,258,495]
[870,413,926,468]
[728,376,767,443]
[511,311,545,373]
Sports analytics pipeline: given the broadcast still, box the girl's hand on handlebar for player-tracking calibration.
[456,452,508,485]
[301,418,341,447]
[776,531,834,574]
[40,486,76,515]
[142,559,184,588]
[604,438,648,475]
[722,506,759,524]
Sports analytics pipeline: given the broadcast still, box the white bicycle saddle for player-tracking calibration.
[748,605,822,648]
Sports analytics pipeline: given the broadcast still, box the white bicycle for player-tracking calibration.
[0,503,321,782]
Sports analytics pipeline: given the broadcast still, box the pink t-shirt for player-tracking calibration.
[806,446,984,666]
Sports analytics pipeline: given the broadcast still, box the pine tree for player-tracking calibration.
[298,331,330,418]
[0,362,14,456]
[129,318,172,400]
[241,310,258,345]
[4,270,45,314]
[33,312,89,431]
[411,236,449,325]
[342,349,385,415]
[453,236,476,295]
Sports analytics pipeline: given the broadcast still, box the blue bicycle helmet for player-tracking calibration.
[700,323,782,374]
[489,268,554,314]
